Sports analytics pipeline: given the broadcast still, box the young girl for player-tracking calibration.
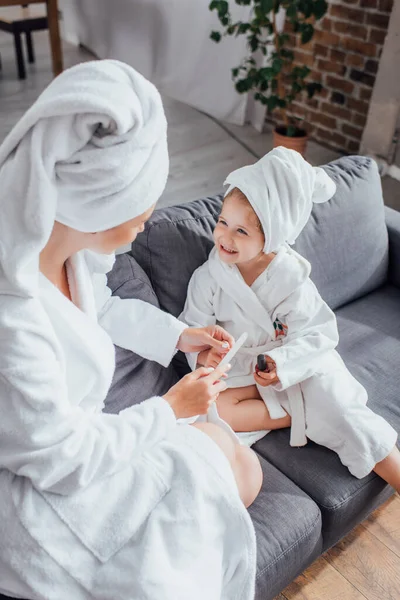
[180,147,400,491]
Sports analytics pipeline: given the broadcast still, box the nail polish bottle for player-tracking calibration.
[256,354,269,373]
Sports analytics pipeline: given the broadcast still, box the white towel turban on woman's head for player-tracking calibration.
[224,146,336,254]
[0,59,168,297]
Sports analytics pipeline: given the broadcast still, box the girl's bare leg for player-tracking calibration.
[373,446,400,493]
[217,385,291,432]
[192,422,263,508]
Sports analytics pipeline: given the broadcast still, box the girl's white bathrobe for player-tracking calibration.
[0,250,256,600]
[181,245,397,478]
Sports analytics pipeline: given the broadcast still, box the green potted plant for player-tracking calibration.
[209,0,328,154]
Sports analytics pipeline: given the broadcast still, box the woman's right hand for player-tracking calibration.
[163,364,231,419]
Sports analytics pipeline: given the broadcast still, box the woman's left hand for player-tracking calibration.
[177,326,234,354]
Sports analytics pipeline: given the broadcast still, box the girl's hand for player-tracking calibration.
[177,325,234,354]
[200,347,226,368]
[163,363,231,419]
[254,357,280,387]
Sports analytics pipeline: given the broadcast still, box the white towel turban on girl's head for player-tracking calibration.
[224,146,336,254]
[0,59,168,296]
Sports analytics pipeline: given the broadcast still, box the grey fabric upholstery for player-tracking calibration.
[386,206,400,289]
[254,285,399,550]
[104,253,179,414]
[250,457,322,600]
[131,195,222,317]
[131,157,388,316]
[337,286,400,430]
[295,156,388,309]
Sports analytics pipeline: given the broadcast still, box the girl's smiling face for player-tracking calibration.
[213,190,265,266]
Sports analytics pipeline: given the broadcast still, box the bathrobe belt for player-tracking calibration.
[239,343,307,447]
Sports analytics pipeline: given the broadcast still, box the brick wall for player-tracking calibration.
[286,0,393,153]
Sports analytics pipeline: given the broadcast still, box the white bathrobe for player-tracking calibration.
[0,250,256,600]
[181,245,398,478]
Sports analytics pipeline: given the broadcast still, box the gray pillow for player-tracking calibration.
[294,155,388,310]
[131,195,223,317]
[104,253,179,414]
[131,156,389,315]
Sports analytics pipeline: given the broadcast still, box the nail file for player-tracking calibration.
[219,332,248,367]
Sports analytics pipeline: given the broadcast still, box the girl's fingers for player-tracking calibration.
[256,370,277,380]
[254,372,279,386]
[254,373,266,386]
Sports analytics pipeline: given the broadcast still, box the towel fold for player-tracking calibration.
[0,59,168,299]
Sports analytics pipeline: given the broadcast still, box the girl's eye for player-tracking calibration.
[219,219,227,226]
[238,228,248,235]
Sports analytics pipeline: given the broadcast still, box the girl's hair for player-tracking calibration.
[223,187,263,232]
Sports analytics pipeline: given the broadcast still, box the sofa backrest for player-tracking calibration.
[131,156,389,317]
[105,253,179,413]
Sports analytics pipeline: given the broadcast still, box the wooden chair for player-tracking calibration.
[0,0,63,79]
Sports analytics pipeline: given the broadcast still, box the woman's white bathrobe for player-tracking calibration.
[181,246,397,478]
[0,251,256,600]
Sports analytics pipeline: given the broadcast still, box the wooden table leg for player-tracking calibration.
[46,0,63,77]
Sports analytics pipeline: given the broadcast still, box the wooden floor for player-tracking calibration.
[275,495,400,600]
[1,23,400,600]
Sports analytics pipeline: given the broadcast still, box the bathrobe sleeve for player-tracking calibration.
[93,272,187,368]
[266,279,339,390]
[0,364,177,496]
[179,263,217,370]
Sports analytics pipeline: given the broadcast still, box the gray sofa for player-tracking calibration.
[1,156,398,600]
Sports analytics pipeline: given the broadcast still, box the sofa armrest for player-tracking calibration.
[385,206,400,288]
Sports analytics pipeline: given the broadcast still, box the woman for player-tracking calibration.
[0,60,262,599]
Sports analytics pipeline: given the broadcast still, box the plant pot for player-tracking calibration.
[273,126,308,156]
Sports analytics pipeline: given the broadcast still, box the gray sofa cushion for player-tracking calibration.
[131,156,388,316]
[386,206,400,289]
[250,456,322,600]
[104,253,179,414]
[294,156,388,310]
[254,284,399,550]
[131,195,222,317]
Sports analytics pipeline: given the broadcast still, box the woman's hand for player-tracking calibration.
[163,364,231,419]
[177,325,234,354]
[254,357,280,387]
